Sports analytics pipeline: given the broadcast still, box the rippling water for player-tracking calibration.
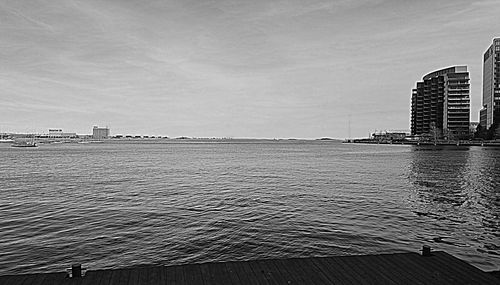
[0,140,499,274]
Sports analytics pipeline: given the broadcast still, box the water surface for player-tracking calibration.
[0,141,498,274]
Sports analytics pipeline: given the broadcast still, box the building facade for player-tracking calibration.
[479,38,500,134]
[92,126,110,140]
[411,66,470,139]
[44,129,77,138]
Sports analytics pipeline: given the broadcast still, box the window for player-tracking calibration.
[496,46,500,51]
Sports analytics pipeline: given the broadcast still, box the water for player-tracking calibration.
[0,140,499,275]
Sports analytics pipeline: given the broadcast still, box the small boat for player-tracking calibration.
[11,141,38,148]
[12,136,38,148]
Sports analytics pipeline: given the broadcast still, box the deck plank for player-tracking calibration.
[126,267,141,285]
[323,256,366,284]
[198,262,214,285]
[247,259,273,285]
[351,254,401,285]
[257,259,290,285]
[110,268,131,285]
[379,253,427,285]
[173,265,186,285]
[81,270,101,285]
[98,269,115,285]
[1,251,498,285]
[232,260,261,285]
[182,264,204,285]
[309,257,347,285]
[39,273,66,285]
[223,261,242,285]
[210,261,235,285]
[430,252,499,284]
[298,257,337,284]
[165,265,176,284]
[402,253,458,284]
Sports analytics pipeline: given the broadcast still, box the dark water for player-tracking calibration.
[0,141,499,275]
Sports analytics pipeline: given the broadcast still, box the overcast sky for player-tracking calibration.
[1,0,499,138]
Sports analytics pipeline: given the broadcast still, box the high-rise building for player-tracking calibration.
[92,126,110,140]
[411,66,470,139]
[479,38,500,132]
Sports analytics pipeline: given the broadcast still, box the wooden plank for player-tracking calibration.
[126,267,141,285]
[252,260,279,285]
[198,262,213,285]
[39,273,65,285]
[333,255,375,285]
[15,274,38,285]
[309,257,347,285]
[165,265,176,284]
[107,269,126,285]
[388,253,443,284]
[401,253,458,284]
[430,252,499,284]
[158,266,166,285]
[174,264,186,285]
[231,260,261,285]
[182,264,204,285]
[282,258,322,284]
[256,259,290,285]
[323,256,366,284]
[351,254,401,285]
[251,259,277,285]
[146,266,162,285]
[2,251,499,285]
[109,268,131,285]
[209,261,234,285]
[9,274,30,285]
[24,274,48,285]
[96,269,115,285]
[378,253,427,285]
[224,261,243,284]
[272,258,308,284]
[298,258,337,284]
[137,267,150,285]
[81,270,103,285]
[0,275,25,285]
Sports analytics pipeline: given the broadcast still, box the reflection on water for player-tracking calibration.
[410,146,472,206]
[408,146,500,268]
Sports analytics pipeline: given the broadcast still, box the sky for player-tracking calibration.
[1,0,499,138]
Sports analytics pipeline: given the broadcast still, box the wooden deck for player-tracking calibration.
[0,251,498,284]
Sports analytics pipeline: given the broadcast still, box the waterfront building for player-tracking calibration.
[371,131,408,141]
[92,126,110,140]
[43,129,77,139]
[411,66,470,139]
[479,38,500,135]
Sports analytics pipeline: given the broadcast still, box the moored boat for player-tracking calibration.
[11,139,37,148]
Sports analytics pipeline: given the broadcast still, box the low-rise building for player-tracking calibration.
[92,126,110,140]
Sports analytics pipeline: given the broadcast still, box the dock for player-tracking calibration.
[0,251,498,284]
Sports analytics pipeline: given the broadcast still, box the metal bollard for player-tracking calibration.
[72,264,82,278]
[421,245,431,257]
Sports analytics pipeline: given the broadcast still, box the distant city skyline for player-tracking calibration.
[1,0,500,138]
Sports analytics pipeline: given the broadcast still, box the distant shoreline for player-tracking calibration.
[344,139,500,147]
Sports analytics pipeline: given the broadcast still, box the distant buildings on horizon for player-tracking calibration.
[92,126,110,140]
[410,37,500,140]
